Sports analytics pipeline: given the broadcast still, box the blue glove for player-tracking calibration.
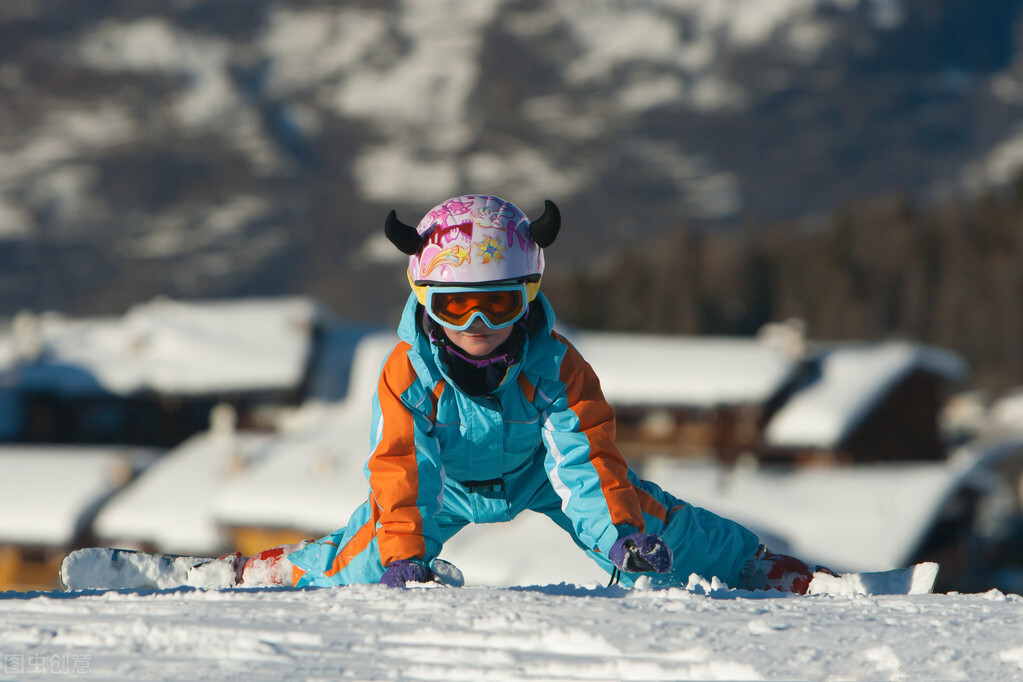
[380,559,433,587]
[609,533,673,574]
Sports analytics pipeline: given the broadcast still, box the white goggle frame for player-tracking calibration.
[424,283,528,331]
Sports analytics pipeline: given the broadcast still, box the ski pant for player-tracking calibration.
[286,461,760,589]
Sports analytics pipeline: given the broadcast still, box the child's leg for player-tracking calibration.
[622,474,762,588]
[284,500,388,586]
[632,474,835,593]
[634,475,836,593]
[285,490,474,587]
[527,471,762,588]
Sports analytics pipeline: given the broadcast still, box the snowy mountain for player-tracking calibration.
[2,0,1023,320]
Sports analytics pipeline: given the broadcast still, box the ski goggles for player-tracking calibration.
[424,284,528,331]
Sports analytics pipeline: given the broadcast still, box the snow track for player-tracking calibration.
[1,583,1021,680]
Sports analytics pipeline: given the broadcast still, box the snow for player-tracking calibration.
[259,7,389,96]
[563,10,684,84]
[352,146,462,203]
[76,18,237,130]
[213,332,394,530]
[991,387,1023,432]
[317,1,503,200]
[131,195,270,259]
[464,148,591,203]
[2,582,1022,680]
[557,0,826,82]
[959,116,1023,196]
[0,0,925,232]
[249,0,864,207]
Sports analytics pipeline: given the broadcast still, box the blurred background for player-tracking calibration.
[1,1,1023,594]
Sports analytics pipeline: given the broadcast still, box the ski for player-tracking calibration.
[426,558,465,587]
[60,548,239,591]
[62,547,935,595]
[61,547,467,591]
[807,562,939,596]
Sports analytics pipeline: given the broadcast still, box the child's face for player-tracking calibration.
[442,319,513,358]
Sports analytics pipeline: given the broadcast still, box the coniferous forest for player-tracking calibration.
[545,181,1023,395]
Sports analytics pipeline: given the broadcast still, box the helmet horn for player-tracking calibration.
[385,210,424,255]
[528,200,561,248]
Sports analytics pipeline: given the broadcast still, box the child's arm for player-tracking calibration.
[365,343,445,569]
[540,337,647,556]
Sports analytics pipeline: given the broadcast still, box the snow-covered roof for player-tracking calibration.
[764,341,969,449]
[643,456,965,572]
[0,446,157,546]
[93,428,274,554]
[1,297,325,397]
[572,332,800,407]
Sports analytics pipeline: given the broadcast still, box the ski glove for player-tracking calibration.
[380,559,433,587]
[609,533,673,574]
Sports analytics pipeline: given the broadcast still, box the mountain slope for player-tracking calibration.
[1,0,1022,319]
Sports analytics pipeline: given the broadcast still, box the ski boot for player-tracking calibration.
[219,541,309,587]
[739,545,838,594]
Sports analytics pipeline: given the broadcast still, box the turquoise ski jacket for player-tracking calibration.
[287,293,759,587]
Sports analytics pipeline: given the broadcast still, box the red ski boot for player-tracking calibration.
[238,541,309,587]
[739,546,835,594]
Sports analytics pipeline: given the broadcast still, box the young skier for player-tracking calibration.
[239,194,825,593]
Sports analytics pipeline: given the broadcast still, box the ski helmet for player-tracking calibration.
[384,194,561,305]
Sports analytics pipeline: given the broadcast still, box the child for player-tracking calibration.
[239,194,824,593]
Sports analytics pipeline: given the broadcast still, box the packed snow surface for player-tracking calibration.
[2,580,1021,680]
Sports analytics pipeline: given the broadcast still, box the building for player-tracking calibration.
[0,446,155,590]
[0,297,375,446]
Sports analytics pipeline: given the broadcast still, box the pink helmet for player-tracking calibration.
[385,194,560,304]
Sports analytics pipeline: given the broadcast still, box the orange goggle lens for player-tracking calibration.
[426,286,526,330]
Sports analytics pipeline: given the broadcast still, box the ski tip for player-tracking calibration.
[430,559,465,587]
[910,562,940,595]
[808,561,941,597]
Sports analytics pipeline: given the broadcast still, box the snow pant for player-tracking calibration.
[286,462,760,589]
